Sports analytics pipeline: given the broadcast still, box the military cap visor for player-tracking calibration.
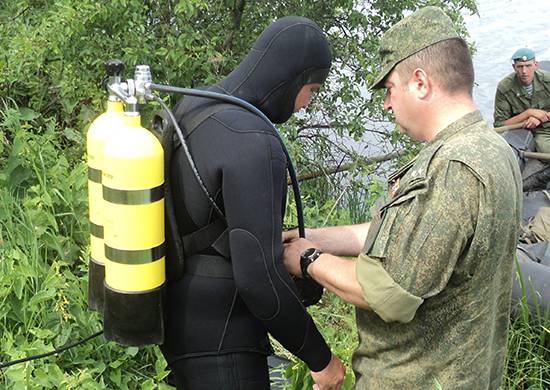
[370,6,460,90]
[511,48,535,62]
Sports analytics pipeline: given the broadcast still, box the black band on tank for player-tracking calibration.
[105,243,165,264]
[103,184,164,205]
[90,221,104,239]
[88,166,102,183]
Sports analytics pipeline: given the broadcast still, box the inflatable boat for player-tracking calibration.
[501,127,550,322]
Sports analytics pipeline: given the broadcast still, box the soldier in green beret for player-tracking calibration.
[282,6,522,389]
[494,48,550,152]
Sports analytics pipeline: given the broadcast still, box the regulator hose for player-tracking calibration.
[152,95,225,219]
[148,83,306,238]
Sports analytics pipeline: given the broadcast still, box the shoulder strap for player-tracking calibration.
[172,101,239,141]
[162,99,238,281]
[186,103,238,137]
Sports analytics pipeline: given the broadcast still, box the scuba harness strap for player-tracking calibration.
[161,100,238,282]
[182,218,230,259]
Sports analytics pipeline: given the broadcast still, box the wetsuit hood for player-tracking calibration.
[218,16,332,124]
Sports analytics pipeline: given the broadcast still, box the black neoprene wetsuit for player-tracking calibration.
[160,16,332,387]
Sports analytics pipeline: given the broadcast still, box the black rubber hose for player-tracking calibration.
[152,95,225,218]
[148,83,306,238]
[0,331,103,369]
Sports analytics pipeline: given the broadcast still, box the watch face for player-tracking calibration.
[303,248,317,258]
[300,248,322,280]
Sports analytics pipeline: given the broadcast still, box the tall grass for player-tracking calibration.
[502,316,550,389]
[500,262,550,389]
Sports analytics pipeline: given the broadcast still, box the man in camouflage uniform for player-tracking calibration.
[494,48,550,152]
[282,6,522,389]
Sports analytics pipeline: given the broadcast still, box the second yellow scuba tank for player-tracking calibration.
[87,60,125,312]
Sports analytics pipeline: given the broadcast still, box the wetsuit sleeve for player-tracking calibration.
[222,131,331,371]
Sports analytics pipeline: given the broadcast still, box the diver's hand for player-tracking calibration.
[311,354,345,390]
[282,228,300,244]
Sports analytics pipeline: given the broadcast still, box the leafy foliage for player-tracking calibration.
[0,103,170,389]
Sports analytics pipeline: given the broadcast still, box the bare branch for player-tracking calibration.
[288,150,406,184]
[295,123,332,133]
[13,6,30,20]
[222,0,246,51]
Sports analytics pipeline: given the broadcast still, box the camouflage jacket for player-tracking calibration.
[353,111,522,389]
[493,69,550,131]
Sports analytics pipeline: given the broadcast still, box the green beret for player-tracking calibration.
[511,48,535,62]
[370,6,460,90]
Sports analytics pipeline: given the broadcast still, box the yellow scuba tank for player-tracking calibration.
[87,60,125,312]
[102,106,165,346]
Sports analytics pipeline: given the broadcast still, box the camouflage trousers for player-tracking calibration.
[533,128,550,153]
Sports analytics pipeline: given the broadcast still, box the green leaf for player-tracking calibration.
[13,276,26,300]
[109,359,124,369]
[141,379,155,390]
[63,127,84,143]
[18,107,40,121]
[5,365,26,383]
[109,367,122,384]
[33,367,51,386]
[29,327,55,339]
[28,287,56,307]
[7,165,32,188]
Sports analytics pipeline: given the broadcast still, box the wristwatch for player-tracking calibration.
[300,248,323,279]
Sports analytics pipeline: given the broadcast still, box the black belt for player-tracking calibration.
[184,254,233,279]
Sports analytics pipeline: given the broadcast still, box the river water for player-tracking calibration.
[464,0,550,125]
[311,0,547,166]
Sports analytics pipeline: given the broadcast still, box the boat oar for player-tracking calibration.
[494,123,550,161]
[494,123,526,133]
[519,150,550,162]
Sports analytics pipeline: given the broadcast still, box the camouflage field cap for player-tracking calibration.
[370,6,460,90]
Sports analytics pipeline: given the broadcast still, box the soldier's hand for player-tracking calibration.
[525,116,542,129]
[311,353,345,390]
[527,108,549,122]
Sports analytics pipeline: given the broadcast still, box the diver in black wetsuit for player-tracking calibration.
[160,16,345,390]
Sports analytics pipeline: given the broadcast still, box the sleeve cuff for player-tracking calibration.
[298,318,332,372]
[356,253,423,323]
